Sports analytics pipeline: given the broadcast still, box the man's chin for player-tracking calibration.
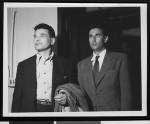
[91,47,99,51]
[36,49,43,52]
[36,48,50,52]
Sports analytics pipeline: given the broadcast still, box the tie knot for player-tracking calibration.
[95,56,99,60]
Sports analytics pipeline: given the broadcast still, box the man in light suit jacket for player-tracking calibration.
[12,23,71,112]
[78,24,132,111]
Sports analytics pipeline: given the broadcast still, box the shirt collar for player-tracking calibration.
[36,51,54,65]
[91,48,106,61]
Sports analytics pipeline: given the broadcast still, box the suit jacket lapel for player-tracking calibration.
[86,56,96,93]
[27,55,37,87]
[28,55,37,108]
[95,51,114,87]
[31,55,37,83]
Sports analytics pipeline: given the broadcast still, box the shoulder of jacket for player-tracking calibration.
[78,56,91,66]
[108,51,128,58]
[19,55,36,65]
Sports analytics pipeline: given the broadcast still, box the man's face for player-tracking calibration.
[89,28,107,52]
[33,28,54,52]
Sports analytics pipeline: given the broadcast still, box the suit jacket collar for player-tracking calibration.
[85,50,114,89]
[30,55,37,83]
[95,50,114,87]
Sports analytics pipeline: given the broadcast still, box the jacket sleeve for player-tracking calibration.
[119,54,132,110]
[11,62,24,112]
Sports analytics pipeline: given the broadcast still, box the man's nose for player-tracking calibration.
[92,36,96,42]
[35,36,41,41]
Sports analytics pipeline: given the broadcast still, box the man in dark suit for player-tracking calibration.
[12,23,70,112]
[78,25,132,111]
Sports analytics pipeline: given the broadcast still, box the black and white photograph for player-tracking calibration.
[3,3,147,117]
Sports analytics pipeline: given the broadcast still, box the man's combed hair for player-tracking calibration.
[88,24,108,36]
[34,23,55,38]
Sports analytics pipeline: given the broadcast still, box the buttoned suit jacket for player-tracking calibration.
[12,54,70,112]
[78,50,132,111]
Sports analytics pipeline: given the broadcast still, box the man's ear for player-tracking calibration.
[50,38,55,45]
[104,36,109,43]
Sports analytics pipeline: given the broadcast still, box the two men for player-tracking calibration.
[12,23,69,112]
[78,25,132,111]
[12,23,132,112]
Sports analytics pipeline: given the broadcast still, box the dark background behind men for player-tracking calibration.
[57,7,141,110]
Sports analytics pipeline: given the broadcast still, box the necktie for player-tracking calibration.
[93,56,100,80]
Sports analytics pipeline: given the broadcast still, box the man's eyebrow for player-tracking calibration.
[89,33,101,36]
[41,33,46,35]
[95,33,101,35]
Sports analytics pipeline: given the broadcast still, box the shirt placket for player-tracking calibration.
[42,59,48,96]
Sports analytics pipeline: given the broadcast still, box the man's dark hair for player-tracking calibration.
[88,24,108,36]
[34,23,55,38]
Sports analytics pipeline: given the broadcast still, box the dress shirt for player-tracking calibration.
[36,52,54,101]
[91,49,106,71]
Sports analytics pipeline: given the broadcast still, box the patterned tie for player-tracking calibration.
[93,56,100,80]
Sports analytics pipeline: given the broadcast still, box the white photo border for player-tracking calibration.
[3,2,147,117]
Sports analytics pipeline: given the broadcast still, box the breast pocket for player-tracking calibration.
[107,70,118,76]
[104,70,119,86]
